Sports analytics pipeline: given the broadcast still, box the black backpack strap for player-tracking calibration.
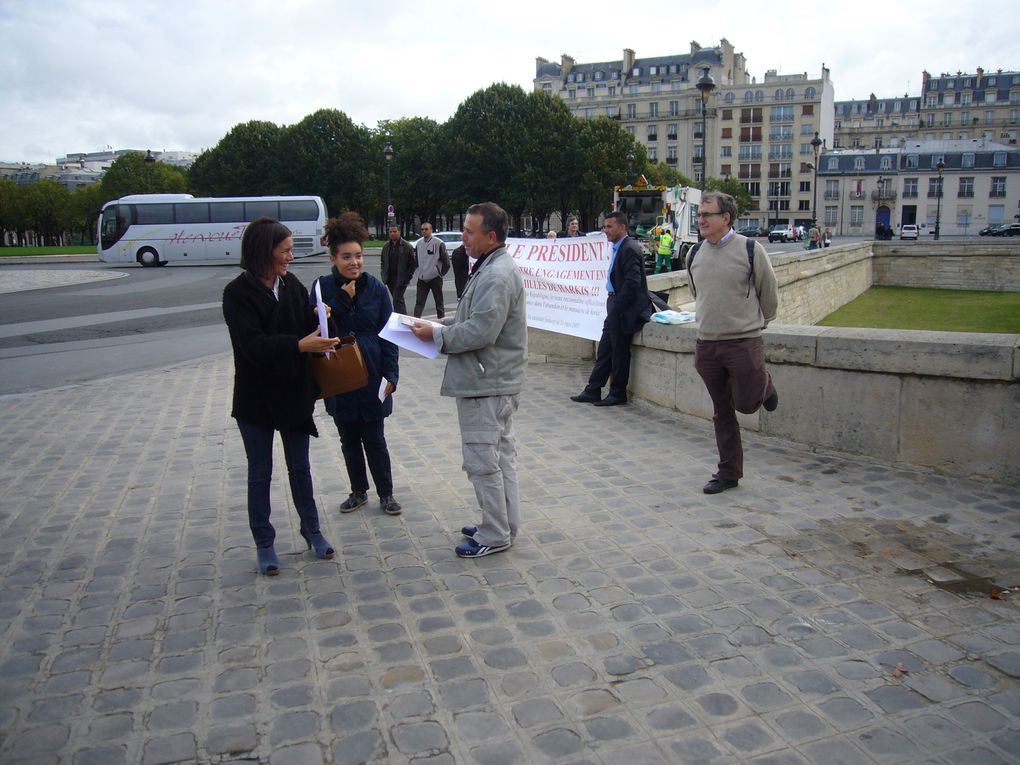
[685,241,703,297]
[745,237,756,298]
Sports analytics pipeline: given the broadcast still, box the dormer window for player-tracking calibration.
[632,67,641,77]
[853,157,865,171]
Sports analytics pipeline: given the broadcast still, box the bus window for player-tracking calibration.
[100,205,130,249]
[175,203,209,224]
[244,201,279,221]
[279,200,319,221]
[210,202,244,223]
[135,204,173,225]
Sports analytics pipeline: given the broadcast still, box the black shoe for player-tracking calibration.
[381,496,402,515]
[570,391,601,403]
[763,388,779,412]
[593,396,626,407]
[703,477,739,494]
[339,491,368,513]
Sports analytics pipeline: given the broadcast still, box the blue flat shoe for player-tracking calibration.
[301,531,335,560]
[257,545,279,576]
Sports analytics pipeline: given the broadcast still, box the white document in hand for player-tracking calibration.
[314,280,330,358]
[379,313,441,359]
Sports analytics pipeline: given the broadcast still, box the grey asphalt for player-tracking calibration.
[1,269,1019,765]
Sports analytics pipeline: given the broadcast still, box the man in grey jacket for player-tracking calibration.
[411,202,527,558]
[412,222,451,319]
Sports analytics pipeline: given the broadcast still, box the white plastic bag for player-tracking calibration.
[651,310,696,325]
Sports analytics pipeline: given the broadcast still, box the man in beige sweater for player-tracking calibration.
[688,191,779,494]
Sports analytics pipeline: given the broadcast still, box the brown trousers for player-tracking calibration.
[694,337,774,481]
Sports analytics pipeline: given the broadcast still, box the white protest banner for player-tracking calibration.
[505,235,609,341]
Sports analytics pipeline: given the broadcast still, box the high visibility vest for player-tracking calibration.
[658,232,673,255]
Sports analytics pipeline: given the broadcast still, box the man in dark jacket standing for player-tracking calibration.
[380,224,414,314]
[570,211,652,407]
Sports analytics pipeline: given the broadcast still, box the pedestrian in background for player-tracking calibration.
[565,216,583,237]
[451,242,470,299]
[222,216,339,576]
[412,222,451,318]
[380,223,415,314]
[314,212,402,516]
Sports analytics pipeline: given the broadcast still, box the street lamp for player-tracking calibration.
[383,141,394,226]
[810,131,822,226]
[934,158,945,240]
[695,66,716,191]
[626,148,635,185]
[144,149,155,192]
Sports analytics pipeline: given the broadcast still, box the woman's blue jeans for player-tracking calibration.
[237,420,322,548]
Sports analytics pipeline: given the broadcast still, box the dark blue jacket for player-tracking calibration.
[312,268,398,423]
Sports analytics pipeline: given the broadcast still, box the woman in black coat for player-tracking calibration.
[313,213,402,516]
[222,216,339,576]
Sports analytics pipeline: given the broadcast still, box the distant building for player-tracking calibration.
[535,42,835,229]
[817,138,1019,236]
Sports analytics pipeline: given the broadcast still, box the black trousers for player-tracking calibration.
[413,277,444,318]
[584,299,634,399]
[337,419,393,498]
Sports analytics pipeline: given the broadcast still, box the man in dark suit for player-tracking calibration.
[380,224,415,314]
[570,211,652,407]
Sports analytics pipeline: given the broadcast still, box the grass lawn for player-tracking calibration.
[0,245,96,256]
[817,285,1020,334]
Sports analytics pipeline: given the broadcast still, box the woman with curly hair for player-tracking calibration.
[314,213,402,515]
[222,216,339,576]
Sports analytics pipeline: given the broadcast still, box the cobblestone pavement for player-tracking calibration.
[1,353,1018,765]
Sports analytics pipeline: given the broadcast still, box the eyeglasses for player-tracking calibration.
[696,211,725,219]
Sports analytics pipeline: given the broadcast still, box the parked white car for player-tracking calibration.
[900,224,919,240]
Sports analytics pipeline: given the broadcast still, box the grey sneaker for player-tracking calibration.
[381,496,402,515]
[339,491,368,513]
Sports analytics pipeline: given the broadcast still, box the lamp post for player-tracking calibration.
[810,131,822,227]
[934,158,945,240]
[383,141,394,227]
[626,148,635,185]
[696,66,716,191]
[144,149,155,192]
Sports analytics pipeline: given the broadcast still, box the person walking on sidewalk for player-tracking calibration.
[412,222,451,318]
[569,211,652,407]
[410,202,527,559]
[313,212,403,517]
[687,191,779,495]
[222,216,339,576]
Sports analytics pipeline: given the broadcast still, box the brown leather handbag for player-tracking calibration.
[310,334,368,398]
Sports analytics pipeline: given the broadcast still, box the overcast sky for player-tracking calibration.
[2,0,1018,164]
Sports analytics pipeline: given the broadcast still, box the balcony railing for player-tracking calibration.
[823,192,840,200]
[871,190,898,201]
[666,157,677,165]
[849,191,865,199]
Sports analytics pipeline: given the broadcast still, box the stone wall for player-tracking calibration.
[528,240,1020,483]
[629,322,1020,484]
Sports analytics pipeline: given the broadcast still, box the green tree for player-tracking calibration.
[276,109,374,216]
[100,152,187,201]
[704,175,753,217]
[68,183,106,245]
[187,120,283,196]
[0,178,16,246]
[19,180,72,246]
[519,91,578,234]
[646,163,695,188]
[573,118,639,231]
[445,83,532,233]
[379,117,444,234]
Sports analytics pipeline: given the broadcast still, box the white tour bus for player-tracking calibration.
[98,194,328,266]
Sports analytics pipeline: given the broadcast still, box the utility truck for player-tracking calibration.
[613,176,702,272]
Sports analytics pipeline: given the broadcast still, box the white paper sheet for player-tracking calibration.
[314,280,330,357]
[378,377,388,402]
[379,313,441,359]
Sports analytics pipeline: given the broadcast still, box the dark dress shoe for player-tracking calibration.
[703,477,739,494]
[570,391,601,403]
[593,396,627,407]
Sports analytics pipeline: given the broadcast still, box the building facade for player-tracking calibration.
[534,43,834,230]
[817,139,1019,237]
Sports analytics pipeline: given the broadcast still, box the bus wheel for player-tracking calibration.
[137,247,160,267]
[673,243,690,271]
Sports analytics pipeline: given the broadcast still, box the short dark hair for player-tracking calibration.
[567,215,579,226]
[466,202,509,243]
[324,212,369,255]
[240,217,291,278]
[701,191,738,227]
[605,211,628,227]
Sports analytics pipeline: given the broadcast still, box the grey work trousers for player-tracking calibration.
[456,395,521,547]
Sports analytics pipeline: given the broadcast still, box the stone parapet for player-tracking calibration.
[872,240,1020,291]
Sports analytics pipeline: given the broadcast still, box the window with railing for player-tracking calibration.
[668,123,678,140]
[739,145,762,160]
[825,180,840,199]
[767,181,791,197]
[824,205,838,225]
[850,205,864,225]
[769,105,794,122]
[740,107,762,124]
[903,178,918,197]
[958,177,974,197]
[990,176,1006,197]
[769,144,793,160]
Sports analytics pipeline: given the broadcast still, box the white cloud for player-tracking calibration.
[1,0,1018,163]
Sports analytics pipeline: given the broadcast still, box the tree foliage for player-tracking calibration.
[100,152,188,201]
[188,120,283,197]
[705,175,754,217]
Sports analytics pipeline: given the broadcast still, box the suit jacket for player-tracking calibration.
[608,235,652,335]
